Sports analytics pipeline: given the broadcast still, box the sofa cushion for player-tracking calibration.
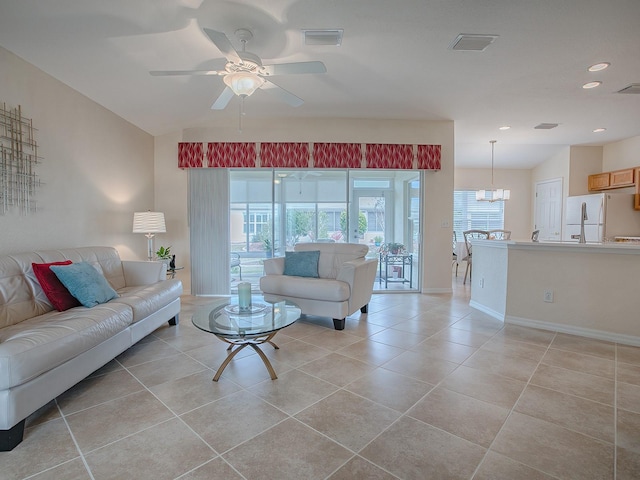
[260,275,350,302]
[32,261,81,312]
[283,250,320,278]
[50,262,119,308]
[0,303,133,390]
[113,279,183,322]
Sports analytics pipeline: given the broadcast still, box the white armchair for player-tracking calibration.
[260,243,378,330]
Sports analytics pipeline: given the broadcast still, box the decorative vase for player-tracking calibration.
[169,255,176,269]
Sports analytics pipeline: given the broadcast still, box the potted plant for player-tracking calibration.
[156,246,172,266]
[381,242,405,255]
[373,235,383,246]
[263,237,272,258]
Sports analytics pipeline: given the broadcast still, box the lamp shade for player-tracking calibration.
[223,72,265,97]
[133,211,166,234]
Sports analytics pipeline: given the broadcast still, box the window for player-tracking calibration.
[453,190,505,240]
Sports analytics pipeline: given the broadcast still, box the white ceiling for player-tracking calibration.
[0,0,638,168]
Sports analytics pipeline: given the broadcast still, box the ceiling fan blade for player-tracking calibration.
[211,86,235,110]
[203,28,242,64]
[260,80,304,107]
[261,61,327,76]
[150,70,222,76]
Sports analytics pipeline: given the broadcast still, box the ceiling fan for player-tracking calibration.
[150,28,327,110]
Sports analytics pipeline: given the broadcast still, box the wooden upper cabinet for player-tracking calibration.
[635,168,640,210]
[588,172,610,191]
[610,168,635,187]
[588,168,635,191]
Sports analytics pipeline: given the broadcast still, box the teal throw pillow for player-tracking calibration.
[50,262,118,308]
[283,250,320,278]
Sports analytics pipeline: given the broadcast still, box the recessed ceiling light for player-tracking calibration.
[582,81,602,89]
[498,126,511,131]
[593,128,607,133]
[588,62,610,72]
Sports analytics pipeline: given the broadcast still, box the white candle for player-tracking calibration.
[237,282,252,311]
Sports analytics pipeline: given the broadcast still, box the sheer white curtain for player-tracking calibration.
[189,169,229,295]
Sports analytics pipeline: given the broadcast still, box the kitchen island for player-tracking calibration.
[469,239,640,346]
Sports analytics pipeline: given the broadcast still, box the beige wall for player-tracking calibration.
[454,168,532,241]
[568,146,603,196]
[0,47,155,259]
[603,135,640,171]
[154,118,455,294]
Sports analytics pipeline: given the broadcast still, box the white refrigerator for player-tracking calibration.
[563,193,640,243]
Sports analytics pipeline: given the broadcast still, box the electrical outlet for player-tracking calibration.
[544,290,554,303]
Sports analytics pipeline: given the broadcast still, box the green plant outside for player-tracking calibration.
[339,211,367,237]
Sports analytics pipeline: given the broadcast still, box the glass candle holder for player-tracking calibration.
[237,282,252,311]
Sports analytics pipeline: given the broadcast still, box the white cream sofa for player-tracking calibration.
[260,243,378,330]
[0,246,182,450]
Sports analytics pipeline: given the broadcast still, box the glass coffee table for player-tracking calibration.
[191,296,301,381]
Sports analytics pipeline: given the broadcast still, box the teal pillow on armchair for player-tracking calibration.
[50,262,118,307]
[283,250,320,278]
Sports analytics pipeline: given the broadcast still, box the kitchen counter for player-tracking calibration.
[469,239,640,346]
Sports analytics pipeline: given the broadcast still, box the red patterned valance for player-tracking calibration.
[261,142,309,168]
[178,142,203,168]
[314,143,362,168]
[178,142,441,170]
[207,142,256,167]
[417,144,441,170]
[366,144,413,169]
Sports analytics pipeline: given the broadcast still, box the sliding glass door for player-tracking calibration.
[228,169,421,292]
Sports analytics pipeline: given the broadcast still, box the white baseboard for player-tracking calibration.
[469,301,505,322]
[506,315,640,347]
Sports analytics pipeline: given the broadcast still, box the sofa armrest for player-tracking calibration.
[122,261,166,286]
[336,257,378,312]
[263,257,285,275]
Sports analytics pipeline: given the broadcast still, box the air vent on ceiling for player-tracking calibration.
[534,123,559,130]
[617,83,640,94]
[303,29,343,46]
[450,34,498,51]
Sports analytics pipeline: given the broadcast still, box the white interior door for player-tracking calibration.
[534,178,563,241]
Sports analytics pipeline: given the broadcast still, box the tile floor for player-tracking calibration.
[2,278,640,479]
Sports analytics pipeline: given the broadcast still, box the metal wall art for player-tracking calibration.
[0,103,42,215]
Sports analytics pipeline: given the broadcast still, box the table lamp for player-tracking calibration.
[133,211,166,261]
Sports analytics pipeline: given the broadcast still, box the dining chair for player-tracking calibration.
[462,230,489,284]
[452,231,459,276]
[488,229,511,240]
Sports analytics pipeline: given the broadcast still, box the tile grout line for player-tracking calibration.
[469,330,560,480]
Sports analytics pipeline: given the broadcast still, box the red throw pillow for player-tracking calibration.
[32,261,82,311]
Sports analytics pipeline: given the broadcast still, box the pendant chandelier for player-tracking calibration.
[476,140,510,202]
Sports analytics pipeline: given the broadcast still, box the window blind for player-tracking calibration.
[453,190,505,241]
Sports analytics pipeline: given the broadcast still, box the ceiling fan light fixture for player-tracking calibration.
[223,71,265,97]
